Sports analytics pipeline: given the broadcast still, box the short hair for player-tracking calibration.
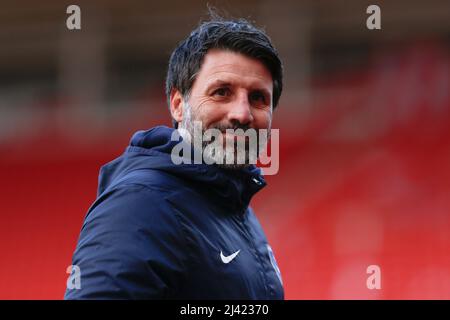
[165,15,283,128]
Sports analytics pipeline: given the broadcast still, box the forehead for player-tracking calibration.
[194,49,273,91]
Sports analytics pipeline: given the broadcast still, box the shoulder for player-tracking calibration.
[113,168,184,194]
[82,183,184,240]
[67,184,191,299]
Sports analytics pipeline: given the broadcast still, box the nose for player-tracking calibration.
[226,93,254,125]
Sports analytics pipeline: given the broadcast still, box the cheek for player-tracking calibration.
[196,103,228,127]
[252,109,272,129]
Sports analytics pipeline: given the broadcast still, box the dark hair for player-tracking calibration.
[165,15,283,127]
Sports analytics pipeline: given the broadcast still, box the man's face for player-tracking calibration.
[178,49,274,168]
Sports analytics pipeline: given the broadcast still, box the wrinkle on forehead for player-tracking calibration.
[199,50,271,80]
[204,70,272,90]
[194,54,273,95]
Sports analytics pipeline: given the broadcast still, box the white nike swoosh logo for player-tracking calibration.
[220,250,241,264]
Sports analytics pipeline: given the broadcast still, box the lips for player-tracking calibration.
[222,132,249,145]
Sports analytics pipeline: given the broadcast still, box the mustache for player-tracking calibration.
[208,122,251,132]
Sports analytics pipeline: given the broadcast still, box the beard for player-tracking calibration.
[178,101,271,170]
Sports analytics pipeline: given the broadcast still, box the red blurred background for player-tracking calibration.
[0,0,449,299]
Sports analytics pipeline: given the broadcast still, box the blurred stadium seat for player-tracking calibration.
[0,1,449,299]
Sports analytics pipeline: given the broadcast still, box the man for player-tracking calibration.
[65,16,284,299]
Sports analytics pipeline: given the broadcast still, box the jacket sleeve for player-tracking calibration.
[64,184,189,299]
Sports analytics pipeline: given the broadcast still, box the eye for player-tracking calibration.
[249,91,267,104]
[212,87,231,97]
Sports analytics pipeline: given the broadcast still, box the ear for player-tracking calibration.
[169,89,184,125]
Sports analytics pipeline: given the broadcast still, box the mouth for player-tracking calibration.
[221,131,249,143]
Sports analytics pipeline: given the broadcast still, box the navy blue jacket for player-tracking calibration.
[64,126,284,299]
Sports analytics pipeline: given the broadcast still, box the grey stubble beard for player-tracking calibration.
[178,100,271,170]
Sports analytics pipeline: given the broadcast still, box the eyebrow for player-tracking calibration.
[206,79,271,95]
[206,79,233,89]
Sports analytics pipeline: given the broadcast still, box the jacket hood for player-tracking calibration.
[97,126,267,212]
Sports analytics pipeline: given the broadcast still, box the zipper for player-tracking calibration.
[236,212,271,299]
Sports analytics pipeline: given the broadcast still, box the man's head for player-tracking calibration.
[165,16,283,168]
